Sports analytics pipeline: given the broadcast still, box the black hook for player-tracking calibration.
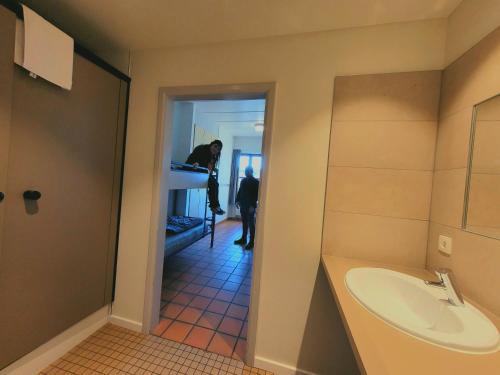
[23,190,42,201]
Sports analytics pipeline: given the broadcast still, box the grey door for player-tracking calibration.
[0,51,122,367]
[0,6,15,274]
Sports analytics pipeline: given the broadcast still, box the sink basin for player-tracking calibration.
[345,267,499,353]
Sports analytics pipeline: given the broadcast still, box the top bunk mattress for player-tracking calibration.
[169,161,209,190]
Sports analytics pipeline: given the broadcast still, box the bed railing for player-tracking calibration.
[170,161,210,173]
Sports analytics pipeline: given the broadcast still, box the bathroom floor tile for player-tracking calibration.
[40,324,272,374]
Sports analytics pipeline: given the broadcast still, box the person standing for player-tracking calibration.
[234,166,259,250]
[186,140,225,215]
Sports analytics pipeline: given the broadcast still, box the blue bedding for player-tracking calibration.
[166,216,204,235]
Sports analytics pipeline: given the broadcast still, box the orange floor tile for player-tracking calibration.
[40,324,273,375]
[153,221,252,361]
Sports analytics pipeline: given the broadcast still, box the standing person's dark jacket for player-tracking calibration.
[236,176,259,208]
[186,144,216,170]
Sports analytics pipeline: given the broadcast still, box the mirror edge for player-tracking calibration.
[461,103,478,232]
[461,95,500,240]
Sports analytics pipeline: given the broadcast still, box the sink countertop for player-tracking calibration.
[321,255,500,375]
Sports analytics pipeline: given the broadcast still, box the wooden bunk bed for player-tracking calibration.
[165,162,217,257]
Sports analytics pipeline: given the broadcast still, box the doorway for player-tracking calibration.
[144,83,275,365]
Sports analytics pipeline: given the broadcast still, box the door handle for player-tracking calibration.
[0,192,4,202]
[23,190,42,201]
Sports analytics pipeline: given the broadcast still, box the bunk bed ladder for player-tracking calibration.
[203,169,217,248]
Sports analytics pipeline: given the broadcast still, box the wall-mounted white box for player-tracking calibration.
[438,235,452,255]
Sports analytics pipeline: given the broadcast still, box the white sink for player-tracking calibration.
[345,267,499,354]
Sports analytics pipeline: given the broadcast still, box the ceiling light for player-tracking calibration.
[254,123,264,132]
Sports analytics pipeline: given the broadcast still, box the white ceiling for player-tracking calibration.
[24,0,462,52]
[191,99,266,137]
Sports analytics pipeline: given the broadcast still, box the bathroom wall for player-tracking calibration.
[114,18,446,374]
[323,71,441,267]
[428,25,500,316]
[445,0,500,65]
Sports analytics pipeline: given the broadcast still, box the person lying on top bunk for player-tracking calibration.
[186,139,225,215]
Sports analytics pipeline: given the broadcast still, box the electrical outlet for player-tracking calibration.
[438,235,452,255]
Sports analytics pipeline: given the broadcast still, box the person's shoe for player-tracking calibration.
[211,206,226,215]
[234,238,246,245]
[245,242,254,250]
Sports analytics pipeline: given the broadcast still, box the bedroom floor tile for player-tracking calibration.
[234,338,248,361]
[161,302,185,319]
[190,295,212,309]
[207,299,230,314]
[161,321,193,341]
[207,333,237,357]
[219,316,244,336]
[177,306,203,324]
[151,318,173,336]
[183,326,215,350]
[154,220,252,361]
[198,311,224,330]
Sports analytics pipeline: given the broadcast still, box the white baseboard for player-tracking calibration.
[109,314,143,332]
[0,305,110,375]
[254,356,319,375]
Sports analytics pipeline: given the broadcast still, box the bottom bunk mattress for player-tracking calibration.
[167,216,204,235]
[165,216,205,257]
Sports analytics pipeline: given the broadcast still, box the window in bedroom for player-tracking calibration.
[238,153,262,189]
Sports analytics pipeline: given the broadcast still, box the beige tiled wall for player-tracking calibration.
[428,26,500,315]
[323,71,441,267]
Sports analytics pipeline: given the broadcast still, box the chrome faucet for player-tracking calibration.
[425,268,465,307]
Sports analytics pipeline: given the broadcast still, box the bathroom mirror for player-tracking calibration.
[463,94,500,239]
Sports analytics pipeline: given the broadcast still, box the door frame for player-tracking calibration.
[143,83,276,365]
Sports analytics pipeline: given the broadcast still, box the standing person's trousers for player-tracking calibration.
[240,206,256,243]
